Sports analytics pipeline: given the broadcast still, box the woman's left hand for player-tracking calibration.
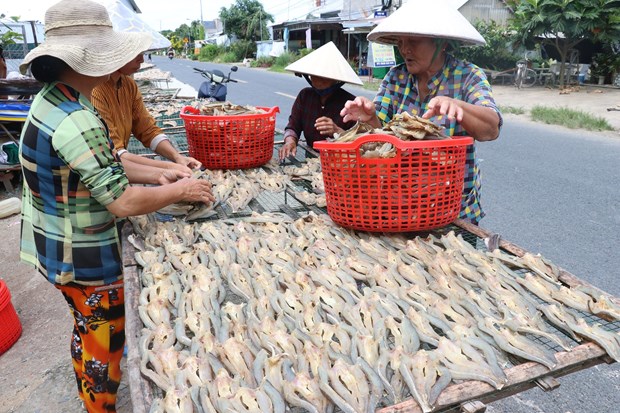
[423,96,464,122]
[157,168,191,185]
[315,116,342,136]
[176,155,202,170]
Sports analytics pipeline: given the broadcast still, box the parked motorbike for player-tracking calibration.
[194,66,238,101]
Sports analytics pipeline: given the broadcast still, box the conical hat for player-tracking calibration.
[367,0,486,46]
[285,42,363,85]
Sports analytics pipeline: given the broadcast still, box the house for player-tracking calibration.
[266,0,514,67]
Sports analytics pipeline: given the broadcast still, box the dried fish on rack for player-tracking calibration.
[129,212,620,413]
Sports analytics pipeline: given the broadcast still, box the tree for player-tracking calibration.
[508,0,620,87]
[453,20,520,71]
[219,0,273,41]
[0,14,24,49]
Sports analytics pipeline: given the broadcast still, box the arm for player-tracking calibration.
[422,98,500,141]
[279,92,305,160]
[152,139,202,169]
[423,65,501,141]
[106,178,215,218]
[340,96,382,128]
[120,154,190,185]
[119,150,193,175]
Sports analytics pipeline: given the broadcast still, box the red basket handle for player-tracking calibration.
[314,134,473,150]
[181,105,200,115]
[180,105,280,119]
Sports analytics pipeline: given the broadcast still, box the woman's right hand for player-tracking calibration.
[278,137,297,161]
[177,178,215,205]
[340,96,380,127]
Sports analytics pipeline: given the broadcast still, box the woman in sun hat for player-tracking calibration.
[18,1,214,411]
[278,41,363,160]
[340,0,502,224]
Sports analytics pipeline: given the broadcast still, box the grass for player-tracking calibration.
[530,106,614,131]
[499,105,526,115]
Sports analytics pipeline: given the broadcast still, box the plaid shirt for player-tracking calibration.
[19,82,129,286]
[284,87,356,148]
[375,55,502,223]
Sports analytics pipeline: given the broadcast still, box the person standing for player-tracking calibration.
[92,52,202,174]
[341,0,502,224]
[18,1,214,412]
[278,41,363,160]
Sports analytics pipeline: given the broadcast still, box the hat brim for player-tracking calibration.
[285,42,363,86]
[20,30,153,77]
[367,1,486,47]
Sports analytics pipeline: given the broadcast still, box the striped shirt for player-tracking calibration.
[91,74,166,151]
[375,55,502,223]
[19,82,129,286]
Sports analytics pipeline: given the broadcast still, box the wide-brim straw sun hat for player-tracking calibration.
[285,42,363,86]
[20,0,153,76]
[367,0,486,46]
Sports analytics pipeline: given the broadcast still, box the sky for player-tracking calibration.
[2,0,309,32]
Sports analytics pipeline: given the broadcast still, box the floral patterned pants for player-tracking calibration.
[55,280,125,413]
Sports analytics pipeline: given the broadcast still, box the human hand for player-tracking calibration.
[315,116,341,136]
[340,96,377,124]
[176,155,202,170]
[423,96,464,122]
[157,168,191,185]
[177,178,215,205]
[278,137,297,161]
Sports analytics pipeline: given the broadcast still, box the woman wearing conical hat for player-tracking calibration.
[279,42,363,160]
[341,1,502,224]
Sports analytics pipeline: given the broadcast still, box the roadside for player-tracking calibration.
[0,72,619,413]
[487,84,620,134]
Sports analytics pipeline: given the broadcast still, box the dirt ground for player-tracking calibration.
[0,83,619,413]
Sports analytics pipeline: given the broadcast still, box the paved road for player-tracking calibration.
[156,55,620,413]
[153,56,377,131]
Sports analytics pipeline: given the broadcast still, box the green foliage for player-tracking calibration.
[453,20,520,70]
[499,105,526,115]
[590,49,620,81]
[530,106,613,131]
[274,52,297,68]
[199,44,222,61]
[0,15,24,48]
[298,48,313,58]
[219,51,238,63]
[251,56,275,68]
[229,40,256,60]
[507,0,620,86]
[219,0,274,41]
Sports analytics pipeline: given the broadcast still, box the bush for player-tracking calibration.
[199,44,221,61]
[453,20,520,71]
[274,52,297,68]
[219,51,238,63]
[251,56,275,68]
[230,40,256,61]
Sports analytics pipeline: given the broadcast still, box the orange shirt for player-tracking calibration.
[91,75,163,151]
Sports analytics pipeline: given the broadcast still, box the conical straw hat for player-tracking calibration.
[285,42,363,85]
[367,0,486,46]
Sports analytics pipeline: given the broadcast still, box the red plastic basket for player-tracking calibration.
[180,106,279,169]
[0,280,22,355]
[314,134,473,232]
